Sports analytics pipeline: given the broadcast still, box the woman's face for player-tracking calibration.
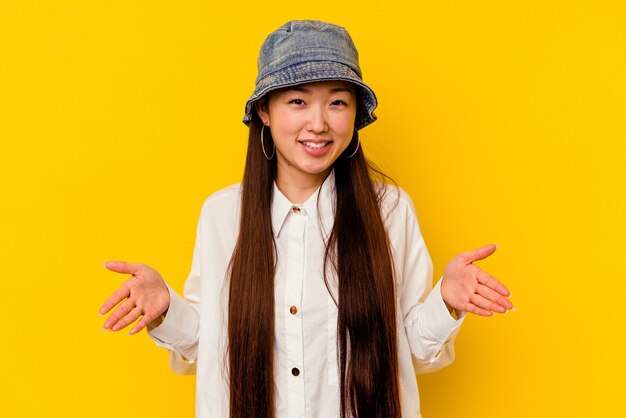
[257,80,357,187]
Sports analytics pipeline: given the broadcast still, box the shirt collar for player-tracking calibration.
[271,170,336,238]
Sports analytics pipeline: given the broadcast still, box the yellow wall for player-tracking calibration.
[1,1,624,417]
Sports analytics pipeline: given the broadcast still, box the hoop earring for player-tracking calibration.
[261,125,275,160]
[345,127,360,159]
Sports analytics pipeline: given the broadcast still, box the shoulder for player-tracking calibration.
[194,184,241,249]
[376,183,426,243]
[199,183,242,217]
[377,183,418,221]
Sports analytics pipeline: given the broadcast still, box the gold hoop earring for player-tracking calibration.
[345,127,360,159]
[261,125,275,160]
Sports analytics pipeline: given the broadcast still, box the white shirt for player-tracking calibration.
[148,172,465,418]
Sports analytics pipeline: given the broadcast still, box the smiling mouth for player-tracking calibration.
[299,141,331,149]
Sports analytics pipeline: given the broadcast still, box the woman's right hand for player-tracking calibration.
[99,261,171,335]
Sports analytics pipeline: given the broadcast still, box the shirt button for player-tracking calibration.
[291,367,300,376]
[289,305,298,315]
[292,206,301,214]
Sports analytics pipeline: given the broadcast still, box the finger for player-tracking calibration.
[460,244,497,264]
[462,301,493,316]
[99,284,131,315]
[476,284,513,310]
[476,271,511,297]
[129,314,156,336]
[103,299,135,330]
[111,306,143,332]
[471,293,506,314]
[103,260,143,275]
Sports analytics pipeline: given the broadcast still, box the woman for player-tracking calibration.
[100,20,513,418]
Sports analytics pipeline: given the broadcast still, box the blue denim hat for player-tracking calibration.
[242,20,378,130]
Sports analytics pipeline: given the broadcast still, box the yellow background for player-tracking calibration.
[1,1,624,417]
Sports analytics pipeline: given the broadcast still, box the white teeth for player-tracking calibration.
[302,141,327,149]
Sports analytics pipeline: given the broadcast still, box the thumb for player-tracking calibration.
[103,260,143,275]
[461,244,498,263]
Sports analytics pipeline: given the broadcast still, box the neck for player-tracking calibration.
[275,164,330,203]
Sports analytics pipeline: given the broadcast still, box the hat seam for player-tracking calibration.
[257,60,360,86]
[260,48,359,77]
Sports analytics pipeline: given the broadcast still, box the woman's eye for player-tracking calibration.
[289,99,305,105]
[331,100,348,106]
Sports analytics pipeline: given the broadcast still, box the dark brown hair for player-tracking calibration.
[228,111,400,418]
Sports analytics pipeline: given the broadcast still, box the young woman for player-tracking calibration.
[100,20,513,418]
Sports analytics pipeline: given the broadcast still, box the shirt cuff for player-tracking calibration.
[147,283,199,355]
[419,277,466,342]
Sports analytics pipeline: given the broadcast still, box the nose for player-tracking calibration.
[306,105,328,133]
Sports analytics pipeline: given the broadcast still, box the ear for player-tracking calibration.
[255,100,270,126]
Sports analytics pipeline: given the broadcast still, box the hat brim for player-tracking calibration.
[243,61,378,130]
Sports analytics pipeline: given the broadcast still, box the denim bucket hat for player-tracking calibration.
[242,20,378,130]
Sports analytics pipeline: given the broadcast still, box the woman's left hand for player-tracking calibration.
[441,244,514,316]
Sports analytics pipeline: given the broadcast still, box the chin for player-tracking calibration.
[300,163,333,176]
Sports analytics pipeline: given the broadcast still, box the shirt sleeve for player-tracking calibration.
[393,189,466,374]
[147,212,203,375]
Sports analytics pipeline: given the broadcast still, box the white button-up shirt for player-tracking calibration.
[149,172,465,418]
